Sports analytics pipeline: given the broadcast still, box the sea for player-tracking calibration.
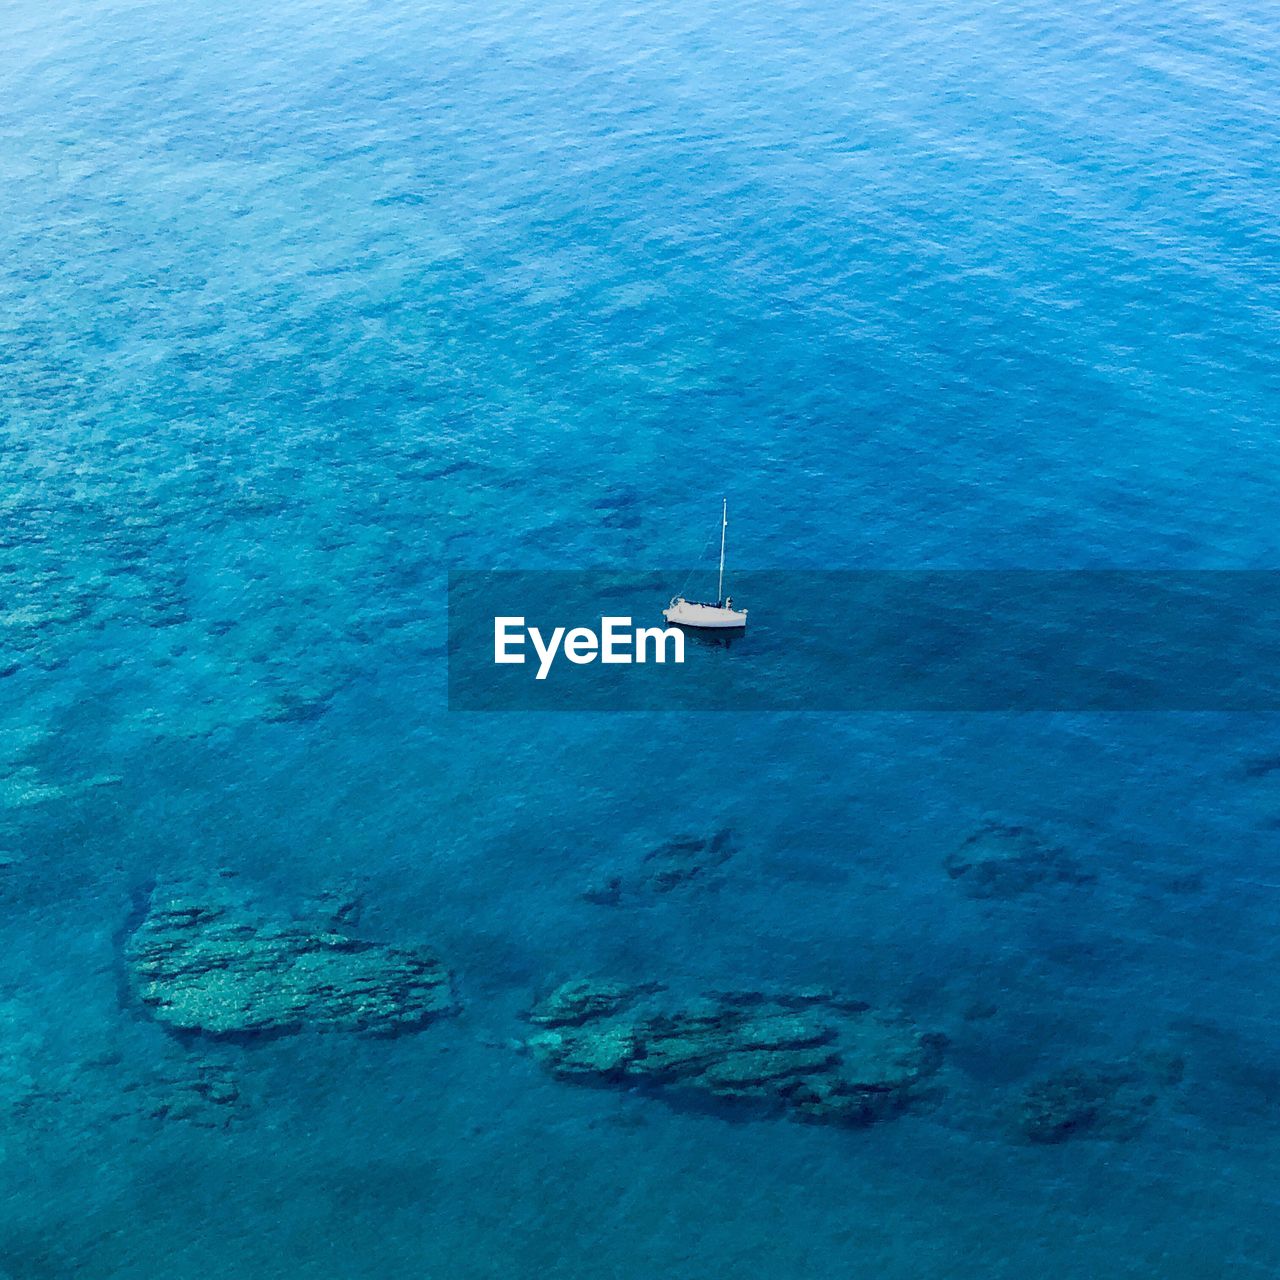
[2,0,1279,1275]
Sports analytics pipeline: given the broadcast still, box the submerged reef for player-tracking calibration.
[135,1059,244,1127]
[944,822,1095,899]
[8,1052,248,1133]
[1018,1053,1183,1143]
[125,881,457,1038]
[526,979,943,1126]
[583,827,737,905]
[0,997,249,1137]
[638,828,736,893]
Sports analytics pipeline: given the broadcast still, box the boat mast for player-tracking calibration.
[718,498,727,604]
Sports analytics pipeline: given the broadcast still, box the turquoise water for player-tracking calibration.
[3,0,1280,1274]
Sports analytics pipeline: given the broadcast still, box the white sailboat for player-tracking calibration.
[663,498,748,629]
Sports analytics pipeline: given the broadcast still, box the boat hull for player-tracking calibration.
[662,599,748,629]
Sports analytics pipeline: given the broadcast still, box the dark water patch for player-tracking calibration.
[373,191,427,206]
[1168,1017,1280,1124]
[264,693,332,725]
[582,827,739,904]
[756,849,852,887]
[592,487,644,530]
[1240,752,1280,779]
[419,459,480,481]
[944,822,1096,900]
[639,828,736,893]
[112,874,158,1015]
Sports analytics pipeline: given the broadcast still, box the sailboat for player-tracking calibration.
[663,499,749,629]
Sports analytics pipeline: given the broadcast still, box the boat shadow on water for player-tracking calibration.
[667,623,744,651]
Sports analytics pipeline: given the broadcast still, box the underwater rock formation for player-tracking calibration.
[526,979,942,1126]
[944,822,1094,899]
[638,828,736,892]
[1,1021,250,1135]
[137,1060,244,1127]
[582,828,737,904]
[1018,1054,1183,1143]
[126,882,457,1038]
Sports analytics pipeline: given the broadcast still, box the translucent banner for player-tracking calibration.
[448,571,1280,711]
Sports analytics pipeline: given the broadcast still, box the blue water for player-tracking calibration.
[3,0,1280,1274]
